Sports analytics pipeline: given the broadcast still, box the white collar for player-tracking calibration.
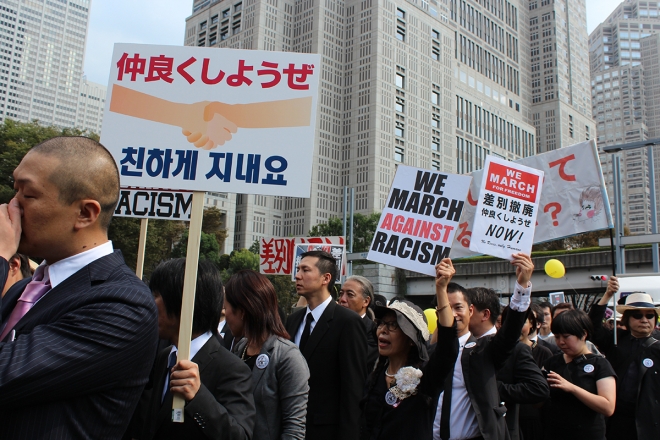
[169,331,213,361]
[478,325,497,339]
[37,241,114,288]
[306,295,332,322]
[458,331,472,347]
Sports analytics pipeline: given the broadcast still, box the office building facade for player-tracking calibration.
[74,76,105,135]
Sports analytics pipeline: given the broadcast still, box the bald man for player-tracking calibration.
[0,137,158,439]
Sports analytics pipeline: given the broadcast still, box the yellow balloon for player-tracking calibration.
[424,308,438,334]
[545,259,565,278]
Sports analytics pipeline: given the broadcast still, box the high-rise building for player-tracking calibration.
[185,0,592,250]
[589,0,660,234]
[75,76,105,135]
[528,0,595,154]
[0,0,91,128]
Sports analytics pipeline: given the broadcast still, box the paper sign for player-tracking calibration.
[549,292,565,306]
[451,140,613,258]
[259,236,346,276]
[114,187,193,220]
[470,156,543,260]
[367,166,472,276]
[100,43,320,197]
[291,244,345,282]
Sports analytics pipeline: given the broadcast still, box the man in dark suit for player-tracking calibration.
[129,258,255,440]
[467,288,549,440]
[433,253,534,440]
[286,251,367,440]
[0,137,158,439]
[338,274,378,373]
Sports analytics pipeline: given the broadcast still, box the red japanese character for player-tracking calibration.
[257,61,281,88]
[549,154,577,181]
[202,58,225,85]
[226,60,254,87]
[145,55,174,83]
[177,57,197,84]
[116,53,146,81]
[283,63,314,90]
[456,221,471,248]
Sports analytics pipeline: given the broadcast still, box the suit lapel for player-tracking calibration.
[252,335,277,389]
[460,334,478,393]
[287,309,305,343]
[303,301,335,358]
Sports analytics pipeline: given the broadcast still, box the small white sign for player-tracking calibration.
[470,156,543,260]
[114,188,193,220]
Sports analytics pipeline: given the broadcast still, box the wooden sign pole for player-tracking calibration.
[135,218,149,279]
[172,191,205,423]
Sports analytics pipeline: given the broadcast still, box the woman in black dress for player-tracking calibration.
[360,259,458,440]
[542,309,616,440]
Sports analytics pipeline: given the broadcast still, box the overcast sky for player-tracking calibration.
[82,0,628,86]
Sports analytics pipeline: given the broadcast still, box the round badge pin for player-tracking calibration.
[464,342,476,349]
[256,354,269,369]
[643,358,654,368]
[583,364,594,373]
[385,390,398,406]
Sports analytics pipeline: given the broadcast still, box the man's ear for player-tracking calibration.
[321,271,332,286]
[483,309,491,323]
[74,199,102,231]
[8,256,20,275]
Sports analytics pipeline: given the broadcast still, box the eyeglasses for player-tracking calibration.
[375,319,400,332]
[630,312,657,321]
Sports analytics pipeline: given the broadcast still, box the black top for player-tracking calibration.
[360,323,458,440]
[542,353,616,440]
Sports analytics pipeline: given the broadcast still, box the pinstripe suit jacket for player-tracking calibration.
[0,251,159,439]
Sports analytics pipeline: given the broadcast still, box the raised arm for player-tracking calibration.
[434,258,455,328]
[589,276,618,354]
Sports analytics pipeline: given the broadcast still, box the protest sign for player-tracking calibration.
[100,43,320,197]
[451,140,614,258]
[114,188,193,220]
[260,236,346,277]
[549,292,565,305]
[470,156,543,260]
[292,244,345,282]
[367,166,471,276]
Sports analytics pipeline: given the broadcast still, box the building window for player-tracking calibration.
[431,29,440,39]
[223,8,230,17]
[211,15,219,24]
[396,102,404,113]
[396,73,405,88]
[200,21,207,30]
[396,26,405,41]
[396,8,405,19]
[395,127,404,137]
[432,91,439,105]
[234,2,242,12]
[395,146,404,162]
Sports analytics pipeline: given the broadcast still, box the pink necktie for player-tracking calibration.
[0,277,51,341]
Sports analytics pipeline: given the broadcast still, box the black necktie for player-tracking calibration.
[299,313,314,351]
[440,359,456,440]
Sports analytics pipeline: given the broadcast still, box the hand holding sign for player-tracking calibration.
[434,258,455,290]
[512,253,534,287]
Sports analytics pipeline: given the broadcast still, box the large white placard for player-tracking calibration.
[100,43,320,197]
[451,140,614,258]
[470,156,543,260]
[367,166,472,276]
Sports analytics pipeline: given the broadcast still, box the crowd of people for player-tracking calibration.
[0,137,659,440]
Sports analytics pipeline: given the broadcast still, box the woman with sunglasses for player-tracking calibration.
[541,309,616,440]
[587,277,660,440]
[360,258,458,440]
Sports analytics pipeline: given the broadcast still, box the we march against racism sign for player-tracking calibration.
[100,43,320,197]
[450,140,613,259]
[368,166,471,276]
[470,156,543,260]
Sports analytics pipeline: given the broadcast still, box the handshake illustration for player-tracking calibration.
[110,85,313,150]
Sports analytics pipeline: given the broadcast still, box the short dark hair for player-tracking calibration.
[501,305,534,330]
[529,303,543,331]
[447,283,471,307]
[150,258,223,335]
[30,136,120,231]
[551,309,593,340]
[11,253,32,278]
[300,250,337,292]
[224,270,289,346]
[373,294,388,307]
[466,287,501,324]
[551,302,574,318]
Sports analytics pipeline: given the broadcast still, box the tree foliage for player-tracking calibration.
[308,212,381,252]
[0,119,99,203]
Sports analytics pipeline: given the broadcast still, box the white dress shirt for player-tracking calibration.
[33,241,114,304]
[294,295,332,346]
[162,331,213,401]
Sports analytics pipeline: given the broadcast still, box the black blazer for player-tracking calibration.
[363,315,378,374]
[286,299,368,440]
[496,342,550,440]
[589,303,660,440]
[445,307,528,440]
[132,335,255,440]
[0,251,159,439]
